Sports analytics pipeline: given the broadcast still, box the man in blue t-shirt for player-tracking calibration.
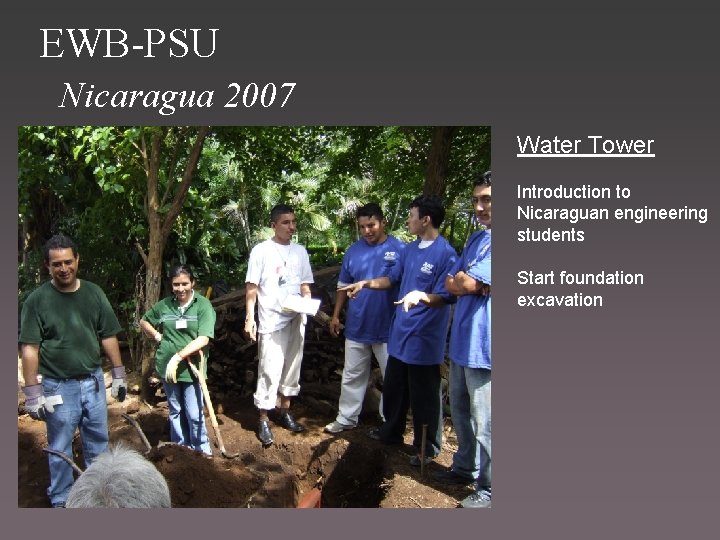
[436,172,492,509]
[325,203,405,433]
[341,195,457,467]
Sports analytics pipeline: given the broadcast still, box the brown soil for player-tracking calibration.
[18,375,476,508]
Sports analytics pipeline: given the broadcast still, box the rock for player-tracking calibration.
[124,400,141,414]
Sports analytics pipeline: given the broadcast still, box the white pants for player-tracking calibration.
[336,339,388,426]
[254,315,306,410]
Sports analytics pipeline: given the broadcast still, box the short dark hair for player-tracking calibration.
[169,264,195,283]
[43,235,78,263]
[356,203,384,222]
[474,170,491,188]
[409,194,446,229]
[270,204,295,223]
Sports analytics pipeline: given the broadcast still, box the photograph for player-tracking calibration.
[17,125,491,508]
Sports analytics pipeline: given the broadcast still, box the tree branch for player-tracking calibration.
[161,126,211,239]
[146,131,163,236]
[135,241,148,267]
[160,127,185,210]
[138,133,151,220]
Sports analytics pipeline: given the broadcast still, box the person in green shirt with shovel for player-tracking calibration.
[140,264,216,456]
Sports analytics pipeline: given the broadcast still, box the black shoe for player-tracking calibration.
[278,411,305,433]
[367,427,403,444]
[257,419,274,446]
[409,454,434,467]
[367,428,383,441]
[433,468,475,485]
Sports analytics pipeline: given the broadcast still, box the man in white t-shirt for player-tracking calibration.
[244,204,314,446]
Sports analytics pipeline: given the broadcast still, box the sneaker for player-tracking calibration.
[324,420,356,434]
[433,468,475,485]
[460,489,491,509]
[52,502,66,508]
[409,454,434,467]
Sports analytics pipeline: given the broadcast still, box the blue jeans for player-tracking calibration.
[449,362,491,488]
[43,367,108,506]
[163,380,211,455]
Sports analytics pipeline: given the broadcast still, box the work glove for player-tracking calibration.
[110,366,127,402]
[22,384,46,421]
[199,351,207,381]
[394,290,429,312]
[165,353,182,384]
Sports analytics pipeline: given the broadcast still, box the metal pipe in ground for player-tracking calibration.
[420,423,428,477]
[297,488,322,508]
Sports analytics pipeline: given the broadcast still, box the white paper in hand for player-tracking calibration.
[281,295,321,315]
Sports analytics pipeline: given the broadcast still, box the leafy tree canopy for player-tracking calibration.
[18,125,490,375]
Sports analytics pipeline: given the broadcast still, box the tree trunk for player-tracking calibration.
[239,204,251,253]
[139,126,210,402]
[389,198,404,232]
[423,127,457,196]
[20,218,28,268]
[140,231,167,400]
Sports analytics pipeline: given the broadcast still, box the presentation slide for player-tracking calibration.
[6,2,718,538]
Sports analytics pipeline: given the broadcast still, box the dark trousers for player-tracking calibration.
[379,355,443,457]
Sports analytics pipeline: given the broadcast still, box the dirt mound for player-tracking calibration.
[18,393,475,508]
[149,444,263,507]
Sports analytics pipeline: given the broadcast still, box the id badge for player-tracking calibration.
[176,318,188,329]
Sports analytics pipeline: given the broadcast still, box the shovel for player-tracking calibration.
[187,352,239,459]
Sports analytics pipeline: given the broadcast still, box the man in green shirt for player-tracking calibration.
[19,235,127,508]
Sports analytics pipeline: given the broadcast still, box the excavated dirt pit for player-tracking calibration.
[19,392,474,508]
[19,399,393,508]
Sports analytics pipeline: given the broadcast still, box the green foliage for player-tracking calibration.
[18,125,490,329]
[18,250,43,307]
[317,126,490,249]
